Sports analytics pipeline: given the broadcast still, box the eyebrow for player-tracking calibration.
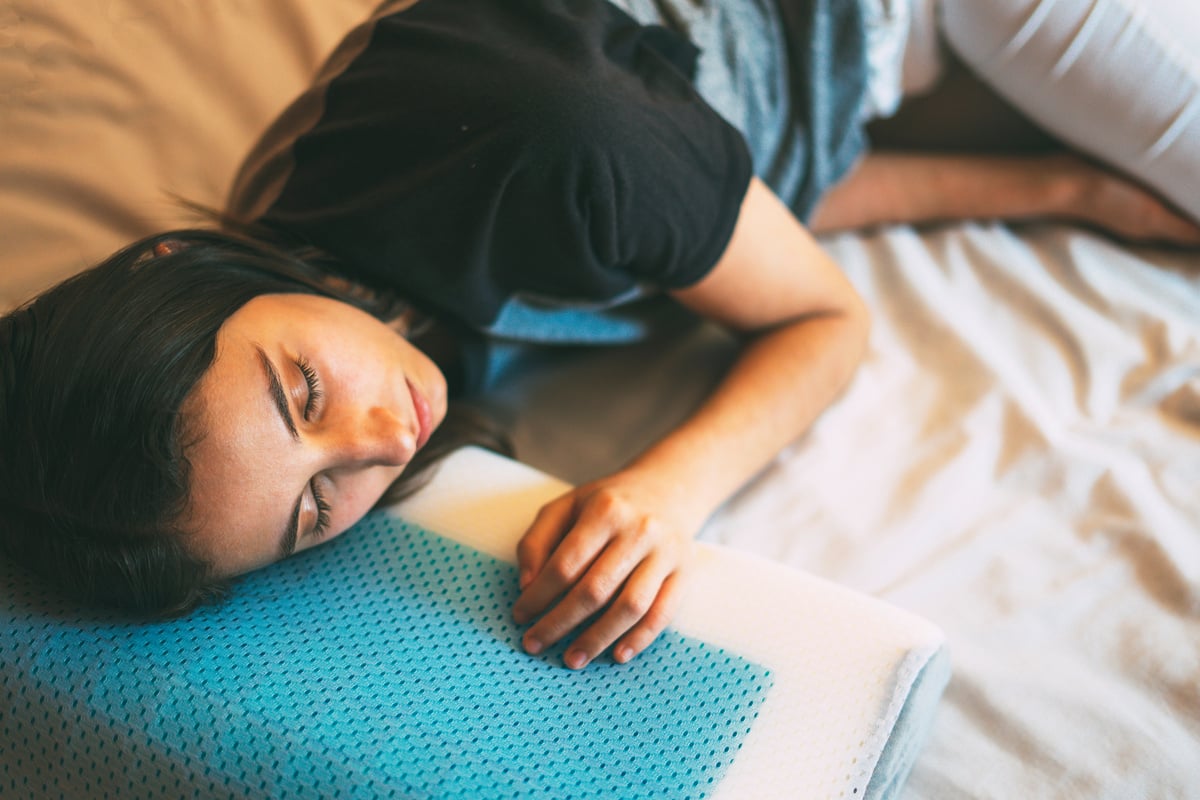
[255,346,299,442]
[254,346,303,559]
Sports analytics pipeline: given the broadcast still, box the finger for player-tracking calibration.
[512,505,619,627]
[515,494,576,590]
[540,551,672,671]
[519,536,648,657]
[555,554,675,670]
[513,488,639,623]
[610,571,686,666]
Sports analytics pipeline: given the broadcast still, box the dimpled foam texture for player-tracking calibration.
[1,513,773,799]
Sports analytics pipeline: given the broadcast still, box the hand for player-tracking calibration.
[1054,153,1200,247]
[511,471,696,670]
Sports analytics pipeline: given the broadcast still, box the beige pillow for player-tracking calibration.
[0,0,377,309]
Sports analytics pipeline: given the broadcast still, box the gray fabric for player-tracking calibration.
[609,0,870,221]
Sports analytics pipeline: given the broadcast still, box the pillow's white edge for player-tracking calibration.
[391,446,948,798]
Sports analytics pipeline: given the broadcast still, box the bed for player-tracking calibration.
[2,1,1198,798]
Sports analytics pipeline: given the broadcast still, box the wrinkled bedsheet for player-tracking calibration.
[493,224,1200,799]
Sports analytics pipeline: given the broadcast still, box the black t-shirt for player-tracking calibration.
[231,0,753,375]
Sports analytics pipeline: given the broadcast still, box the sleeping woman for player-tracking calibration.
[1,0,1197,671]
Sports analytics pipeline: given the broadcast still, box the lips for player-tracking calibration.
[407,378,433,450]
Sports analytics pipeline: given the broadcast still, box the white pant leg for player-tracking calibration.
[935,0,1200,222]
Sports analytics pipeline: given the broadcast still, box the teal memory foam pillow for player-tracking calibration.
[1,512,774,799]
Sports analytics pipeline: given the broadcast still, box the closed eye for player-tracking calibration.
[311,479,332,541]
[296,356,323,421]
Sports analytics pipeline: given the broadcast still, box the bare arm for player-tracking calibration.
[639,186,870,526]
[511,177,869,669]
[810,151,1200,246]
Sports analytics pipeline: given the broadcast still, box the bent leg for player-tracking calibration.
[937,0,1200,223]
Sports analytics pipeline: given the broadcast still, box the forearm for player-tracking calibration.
[629,178,871,534]
[621,306,868,535]
[512,178,870,669]
[809,151,1081,233]
[810,148,1200,250]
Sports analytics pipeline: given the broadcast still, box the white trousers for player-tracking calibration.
[878,0,1200,222]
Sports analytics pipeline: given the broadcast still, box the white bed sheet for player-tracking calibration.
[489,223,1200,799]
[2,0,1199,796]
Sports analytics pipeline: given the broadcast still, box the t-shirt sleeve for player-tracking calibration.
[238,0,753,330]
[554,38,754,290]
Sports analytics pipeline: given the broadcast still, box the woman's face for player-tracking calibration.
[182,292,448,577]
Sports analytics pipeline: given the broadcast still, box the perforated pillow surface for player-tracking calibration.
[1,518,772,799]
[1,448,948,799]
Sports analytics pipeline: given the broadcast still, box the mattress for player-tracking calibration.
[2,0,1199,797]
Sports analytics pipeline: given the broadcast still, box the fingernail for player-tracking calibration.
[565,650,587,670]
[615,646,633,664]
[525,636,543,655]
[519,569,532,589]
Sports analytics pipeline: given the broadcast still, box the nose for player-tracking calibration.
[331,404,416,469]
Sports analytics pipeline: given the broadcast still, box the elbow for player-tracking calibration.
[844,289,871,367]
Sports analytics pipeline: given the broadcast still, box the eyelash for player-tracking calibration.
[297,355,331,540]
[311,480,332,541]
[296,355,322,421]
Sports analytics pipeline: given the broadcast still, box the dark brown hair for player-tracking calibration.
[0,229,507,617]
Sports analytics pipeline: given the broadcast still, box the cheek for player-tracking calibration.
[328,467,405,539]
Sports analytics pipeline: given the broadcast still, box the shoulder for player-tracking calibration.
[232,0,751,327]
